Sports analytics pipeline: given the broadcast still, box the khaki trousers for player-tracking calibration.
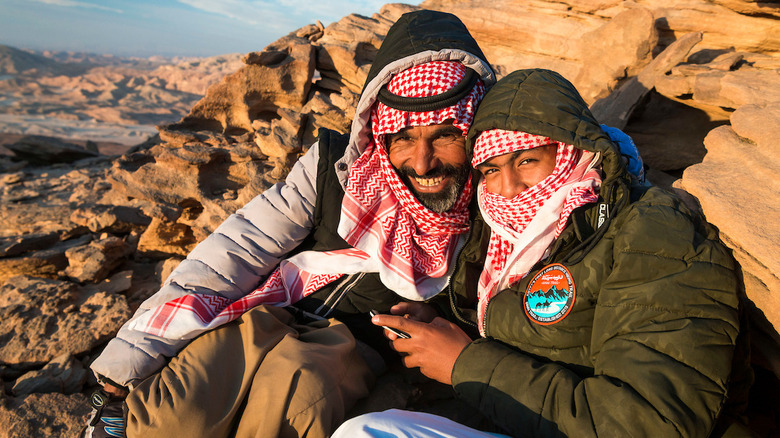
[125,306,374,438]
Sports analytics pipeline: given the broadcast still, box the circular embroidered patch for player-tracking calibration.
[524,263,576,325]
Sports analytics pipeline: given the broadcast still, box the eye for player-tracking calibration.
[388,134,412,146]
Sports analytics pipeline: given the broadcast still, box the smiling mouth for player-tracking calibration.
[413,175,445,187]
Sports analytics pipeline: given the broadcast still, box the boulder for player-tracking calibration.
[136,217,197,257]
[180,34,315,135]
[0,235,91,285]
[679,105,780,334]
[0,232,60,258]
[69,205,151,234]
[5,136,98,165]
[657,60,780,111]
[315,6,407,94]
[108,138,276,236]
[80,269,134,297]
[420,0,780,99]
[574,7,658,103]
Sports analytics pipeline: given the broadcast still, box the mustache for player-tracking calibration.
[396,164,465,179]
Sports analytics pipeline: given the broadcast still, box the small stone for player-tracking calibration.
[1,172,25,185]
[63,236,133,283]
[12,354,87,395]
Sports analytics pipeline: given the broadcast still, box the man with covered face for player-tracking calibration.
[82,10,497,438]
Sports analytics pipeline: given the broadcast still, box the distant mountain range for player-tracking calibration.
[0,44,213,76]
[0,44,244,145]
[0,45,71,76]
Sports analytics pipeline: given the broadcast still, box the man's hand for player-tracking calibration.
[388,301,438,323]
[371,313,472,385]
[103,382,129,398]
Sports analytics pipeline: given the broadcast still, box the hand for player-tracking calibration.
[389,301,439,323]
[103,382,129,398]
[371,314,472,385]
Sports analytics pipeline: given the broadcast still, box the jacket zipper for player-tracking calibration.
[314,272,366,317]
[446,229,478,330]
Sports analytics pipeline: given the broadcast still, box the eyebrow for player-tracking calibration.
[475,149,528,170]
[430,125,464,137]
[387,124,464,143]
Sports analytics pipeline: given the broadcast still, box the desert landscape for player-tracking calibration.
[0,0,778,436]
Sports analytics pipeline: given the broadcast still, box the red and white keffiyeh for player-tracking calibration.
[473,129,601,334]
[338,61,484,299]
[129,61,485,340]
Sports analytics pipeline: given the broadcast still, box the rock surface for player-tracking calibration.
[5,135,98,164]
[12,354,88,396]
[0,276,131,366]
[0,0,778,435]
[0,392,91,437]
[678,102,780,381]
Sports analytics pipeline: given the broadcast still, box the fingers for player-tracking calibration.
[430,316,454,328]
[372,313,418,334]
[390,302,412,315]
[389,302,438,322]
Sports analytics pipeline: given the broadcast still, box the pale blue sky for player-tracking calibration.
[0,0,392,57]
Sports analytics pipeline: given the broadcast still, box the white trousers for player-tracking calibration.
[333,409,512,438]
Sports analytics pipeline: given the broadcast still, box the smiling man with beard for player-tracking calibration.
[388,124,473,213]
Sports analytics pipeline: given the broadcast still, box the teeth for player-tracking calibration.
[414,176,444,186]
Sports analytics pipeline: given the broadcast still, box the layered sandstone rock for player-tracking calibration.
[679,103,780,376]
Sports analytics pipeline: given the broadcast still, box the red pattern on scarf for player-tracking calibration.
[341,60,484,287]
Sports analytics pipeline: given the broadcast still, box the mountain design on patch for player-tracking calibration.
[527,286,569,312]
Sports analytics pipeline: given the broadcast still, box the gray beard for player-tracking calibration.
[397,165,471,213]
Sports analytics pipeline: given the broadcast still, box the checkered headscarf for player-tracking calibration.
[472,129,601,334]
[338,61,485,299]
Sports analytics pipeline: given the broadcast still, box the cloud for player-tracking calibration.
[30,0,123,14]
[176,0,288,27]
[276,0,386,21]
[177,0,386,28]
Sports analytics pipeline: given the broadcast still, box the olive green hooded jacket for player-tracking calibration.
[446,69,750,437]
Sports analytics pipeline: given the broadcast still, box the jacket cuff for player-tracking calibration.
[451,338,514,403]
[90,337,167,389]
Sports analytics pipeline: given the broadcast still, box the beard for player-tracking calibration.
[396,164,471,213]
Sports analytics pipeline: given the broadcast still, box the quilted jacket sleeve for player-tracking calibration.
[91,144,321,388]
[452,195,741,438]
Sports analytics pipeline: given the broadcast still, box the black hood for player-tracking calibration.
[363,10,490,94]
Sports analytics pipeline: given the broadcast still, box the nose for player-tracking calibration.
[497,171,526,199]
[410,139,438,176]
